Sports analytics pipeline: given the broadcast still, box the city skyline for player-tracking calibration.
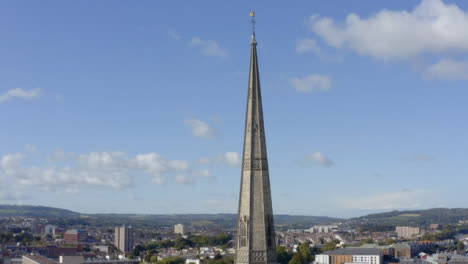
[2,0,468,218]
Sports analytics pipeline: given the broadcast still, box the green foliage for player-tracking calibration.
[187,233,232,247]
[0,232,39,245]
[0,205,343,230]
[310,246,322,256]
[347,208,468,229]
[150,256,158,263]
[157,257,185,264]
[421,233,436,241]
[174,237,195,250]
[386,239,395,245]
[457,241,465,252]
[435,226,456,240]
[288,253,304,264]
[322,242,336,252]
[359,238,374,246]
[297,243,311,263]
[277,246,293,264]
[0,205,79,218]
[204,256,234,264]
[133,239,175,256]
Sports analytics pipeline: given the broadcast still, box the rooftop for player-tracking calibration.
[23,255,59,264]
[321,248,382,256]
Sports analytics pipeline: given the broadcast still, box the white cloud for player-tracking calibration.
[426,59,468,80]
[306,152,334,167]
[1,153,24,175]
[168,29,181,40]
[289,74,331,93]
[220,152,241,167]
[174,174,195,185]
[296,38,321,54]
[337,189,437,210]
[0,150,200,194]
[189,37,228,58]
[184,118,214,139]
[0,88,40,103]
[192,169,212,178]
[308,0,468,60]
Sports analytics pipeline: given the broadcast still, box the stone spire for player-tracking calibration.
[235,31,277,264]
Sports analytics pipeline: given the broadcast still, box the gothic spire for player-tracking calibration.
[235,15,277,264]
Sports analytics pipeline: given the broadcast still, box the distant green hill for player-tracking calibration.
[0,205,340,230]
[0,205,79,218]
[5,205,468,231]
[346,208,468,230]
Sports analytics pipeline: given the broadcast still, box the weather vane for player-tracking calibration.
[249,11,255,34]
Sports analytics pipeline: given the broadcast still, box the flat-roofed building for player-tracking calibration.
[64,229,88,243]
[114,225,133,253]
[396,227,420,239]
[174,224,184,235]
[315,248,382,264]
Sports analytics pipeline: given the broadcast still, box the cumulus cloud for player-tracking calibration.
[0,88,40,103]
[289,74,331,93]
[296,38,322,54]
[195,152,242,168]
[337,189,437,210]
[0,150,208,195]
[1,153,24,175]
[426,59,468,80]
[189,37,228,58]
[307,0,468,60]
[174,174,195,185]
[168,29,181,40]
[220,152,241,167]
[184,118,214,139]
[192,169,212,178]
[305,152,334,167]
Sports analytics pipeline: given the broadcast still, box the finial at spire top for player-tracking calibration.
[249,11,257,45]
[249,11,255,34]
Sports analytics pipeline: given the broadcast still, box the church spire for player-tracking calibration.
[235,13,277,264]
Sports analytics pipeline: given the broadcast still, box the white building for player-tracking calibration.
[174,224,184,235]
[315,248,382,264]
[44,225,56,236]
[114,225,133,253]
[308,225,338,234]
[396,226,420,239]
[316,254,330,264]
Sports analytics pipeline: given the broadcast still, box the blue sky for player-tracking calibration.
[2,0,468,218]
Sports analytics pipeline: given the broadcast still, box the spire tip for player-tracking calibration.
[249,11,257,45]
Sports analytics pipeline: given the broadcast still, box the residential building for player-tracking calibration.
[64,230,88,243]
[308,225,338,234]
[174,224,184,235]
[315,248,382,264]
[114,225,133,253]
[393,243,411,259]
[22,255,58,264]
[396,227,420,239]
[44,225,56,236]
